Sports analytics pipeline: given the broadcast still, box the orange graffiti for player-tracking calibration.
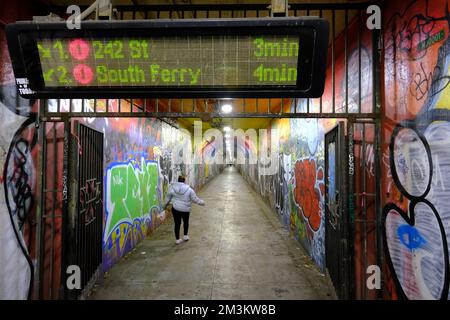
[293,159,322,232]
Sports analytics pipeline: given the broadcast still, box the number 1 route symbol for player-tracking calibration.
[69,39,90,61]
[73,64,94,85]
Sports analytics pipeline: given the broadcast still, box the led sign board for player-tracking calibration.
[6,18,329,98]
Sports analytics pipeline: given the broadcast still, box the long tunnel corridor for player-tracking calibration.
[90,166,335,300]
[3,0,450,307]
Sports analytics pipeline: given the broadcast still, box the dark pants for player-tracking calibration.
[172,208,190,240]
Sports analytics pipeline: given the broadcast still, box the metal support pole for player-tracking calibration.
[347,120,355,299]
[372,24,384,299]
[61,116,71,298]
[35,99,46,299]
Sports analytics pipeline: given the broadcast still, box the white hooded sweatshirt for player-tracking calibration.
[163,182,205,212]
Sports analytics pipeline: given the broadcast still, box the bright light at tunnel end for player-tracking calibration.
[169,121,279,175]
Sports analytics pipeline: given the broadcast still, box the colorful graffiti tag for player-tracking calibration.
[293,159,324,233]
[383,123,449,300]
[237,98,329,271]
[103,159,160,269]
[0,0,42,299]
[383,0,450,300]
[0,98,36,300]
[237,9,373,275]
[99,116,222,271]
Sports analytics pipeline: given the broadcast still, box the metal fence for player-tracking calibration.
[43,1,381,120]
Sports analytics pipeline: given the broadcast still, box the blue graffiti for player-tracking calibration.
[397,224,427,250]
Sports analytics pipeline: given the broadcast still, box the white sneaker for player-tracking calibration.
[175,239,182,245]
[183,235,189,241]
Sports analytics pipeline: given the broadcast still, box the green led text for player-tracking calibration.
[253,37,299,57]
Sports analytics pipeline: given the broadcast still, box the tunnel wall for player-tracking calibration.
[238,110,338,272]
[238,11,373,274]
[381,0,450,300]
[238,0,450,300]
[82,111,223,271]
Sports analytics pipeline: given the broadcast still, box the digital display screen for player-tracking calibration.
[37,35,300,88]
[6,19,329,98]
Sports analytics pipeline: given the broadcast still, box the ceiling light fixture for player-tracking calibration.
[221,104,233,113]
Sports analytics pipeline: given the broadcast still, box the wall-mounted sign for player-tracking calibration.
[6,18,329,98]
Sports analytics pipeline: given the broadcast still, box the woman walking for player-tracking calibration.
[163,176,205,244]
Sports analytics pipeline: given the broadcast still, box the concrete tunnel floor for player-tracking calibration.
[90,166,337,300]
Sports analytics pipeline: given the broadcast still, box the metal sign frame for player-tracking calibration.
[6,18,329,99]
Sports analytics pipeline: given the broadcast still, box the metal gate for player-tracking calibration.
[325,121,350,299]
[65,122,104,299]
[348,119,382,300]
[36,120,67,299]
[42,1,380,121]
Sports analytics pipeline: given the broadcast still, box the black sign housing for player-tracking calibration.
[6,18,329,98]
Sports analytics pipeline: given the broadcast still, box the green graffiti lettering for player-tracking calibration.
[104,160,160,241]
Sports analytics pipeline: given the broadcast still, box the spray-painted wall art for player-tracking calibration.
[237,99,331,271]
[80,109,223,271]
[0,93,37,300]
[382,0,450,300]
[238,12,373,273]
[0,0,48,300]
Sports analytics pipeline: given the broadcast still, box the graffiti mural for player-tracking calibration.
[383,0,450,300]
[237,9,373,275]
[0,98,37,300]
[1,14,39,298]
[92,113,223,271]
[293,159,324,233]
[383,124,449,300]
[237,99,329,271]
[89,114,161,270]
[282,100,328,270]
[103,159,160,269]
